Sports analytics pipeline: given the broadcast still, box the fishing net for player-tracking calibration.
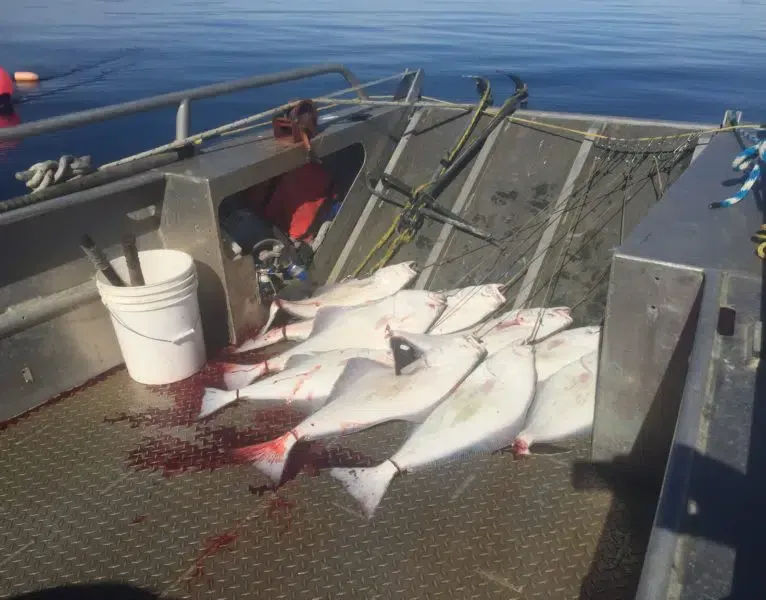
[425,127,701,333]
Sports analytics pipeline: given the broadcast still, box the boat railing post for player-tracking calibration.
[176,99,190,141]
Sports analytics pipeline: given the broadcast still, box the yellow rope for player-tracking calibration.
[439,81,493,175]
[507,116,760,143]
[351,90,491,277]
[313,95,763,144]
[351,214,402,277]
[753,225,766,260]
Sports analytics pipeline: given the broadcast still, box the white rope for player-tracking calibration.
[15,155,93,192]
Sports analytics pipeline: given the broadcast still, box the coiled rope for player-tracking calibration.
[15,155,93,192]
[710,138,765,209]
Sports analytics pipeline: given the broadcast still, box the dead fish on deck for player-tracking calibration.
[199,348,392,420]
[234,319,315,353]
[253,261,418,338]
[513,351,598,456]
[222,290,446,389]
[331,342,536,517]
[232,331,487,484]
[473,306,573,353]
[534,325,600,382]
[238,282,505,353]
[427,284,506,335]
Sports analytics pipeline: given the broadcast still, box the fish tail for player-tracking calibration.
[198,387,238,420]
[512,433,532,457]
[234,328,284,353]
[330,460,399,519]
[232,431,298,484]
[222,363,265,390]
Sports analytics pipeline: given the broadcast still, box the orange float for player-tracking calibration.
[13,71,39,83]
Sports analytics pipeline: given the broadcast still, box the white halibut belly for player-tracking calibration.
[392,343,536,471]
[236,331,487,484]
[279,262,418,319]
[428,284,506,335]
[515,351,598,453]
[534,326,601,382]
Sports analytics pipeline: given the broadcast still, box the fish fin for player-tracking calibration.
[512,434,532,457]
[234,338,260,353]
[235,312,282,352]
[526,443,572,455]
[259,300,281,335]
[389,334,422,375]
[198,388,238,420]
[222,363,264,390]
[235,333,280,353]
[330,461,398,518]
[232,432,298,484]
[282,353,317,370]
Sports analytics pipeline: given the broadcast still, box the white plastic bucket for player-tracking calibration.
[96,249,206,385]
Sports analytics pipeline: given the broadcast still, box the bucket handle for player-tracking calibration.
[107,310,201,345]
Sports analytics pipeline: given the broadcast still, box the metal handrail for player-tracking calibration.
[0,63,367,142]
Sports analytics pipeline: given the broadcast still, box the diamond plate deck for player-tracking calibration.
[0,355,654,599]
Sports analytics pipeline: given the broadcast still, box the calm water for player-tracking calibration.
[1,0,765,196]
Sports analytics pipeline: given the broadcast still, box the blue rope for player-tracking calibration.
[710,138,765,209]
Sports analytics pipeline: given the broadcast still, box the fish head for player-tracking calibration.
[548,325,602,347]
[372,261,418,289]
[444,284,506,304]
[485,284,507,303]
[532,307,573,339]
[504,307,572,339]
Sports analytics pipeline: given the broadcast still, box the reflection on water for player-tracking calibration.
[0,0,765,195]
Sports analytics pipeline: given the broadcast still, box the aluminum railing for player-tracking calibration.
[0,63,367,143]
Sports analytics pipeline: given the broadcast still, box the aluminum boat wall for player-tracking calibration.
[0,105,411,420]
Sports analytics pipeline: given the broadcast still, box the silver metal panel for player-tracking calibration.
[521,122,697,327]
[425,115,590,294]
[330,107,483,280]
[674,272,764,600]
[634,271,723,600]
[159,106,411,344]
[512,124,602,309]
[0,177,166,420]
[594,131,761,477]
[327,68,424,284]
[593,256,704,479]
[617,133,762,278]
[0,106,408,417]
[415,120,507,289]
[0,300,123,421]
[329,109,425,284]
[160,175,234,349]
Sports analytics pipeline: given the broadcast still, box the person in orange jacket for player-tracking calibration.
[0,67,21,129]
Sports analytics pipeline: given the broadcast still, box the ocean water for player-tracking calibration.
[1,0,765,197]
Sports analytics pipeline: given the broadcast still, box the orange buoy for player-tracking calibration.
[14,71,39,83]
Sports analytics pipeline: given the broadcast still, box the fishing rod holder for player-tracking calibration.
[364,175,496,243]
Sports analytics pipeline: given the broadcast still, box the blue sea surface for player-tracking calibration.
[1,0,765,196]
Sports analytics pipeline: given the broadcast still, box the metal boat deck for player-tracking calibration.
[0,364,653,599]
